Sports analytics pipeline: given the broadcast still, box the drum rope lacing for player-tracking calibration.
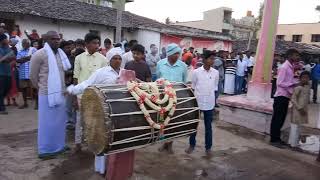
[102,82,200,151]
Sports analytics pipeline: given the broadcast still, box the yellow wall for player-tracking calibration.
[276,23,320,45]
[256,23,320,46]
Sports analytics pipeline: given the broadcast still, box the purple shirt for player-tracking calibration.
[274,60,298,98]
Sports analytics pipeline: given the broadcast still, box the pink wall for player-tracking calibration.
[160,34,232,52]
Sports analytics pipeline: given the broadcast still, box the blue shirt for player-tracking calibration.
[156,58,188,83]
[17,48,37,79]
[311,64,320,81]
[0,47,13,76]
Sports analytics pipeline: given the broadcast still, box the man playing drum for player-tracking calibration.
[67,47,135,180]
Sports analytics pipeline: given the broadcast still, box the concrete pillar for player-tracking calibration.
[113,0,127,43]
[247,0,281,101]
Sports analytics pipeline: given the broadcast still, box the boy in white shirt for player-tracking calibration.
[185,50,219,156]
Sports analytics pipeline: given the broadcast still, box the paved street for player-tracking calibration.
[0,101,319,180]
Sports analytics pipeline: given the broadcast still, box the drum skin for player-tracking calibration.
[81,83,200,155]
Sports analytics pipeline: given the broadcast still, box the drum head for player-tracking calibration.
[81,87,107,155]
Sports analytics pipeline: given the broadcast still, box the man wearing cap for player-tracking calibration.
[67,47,136,179]
[157,43,187,83]
[156,43,188,153]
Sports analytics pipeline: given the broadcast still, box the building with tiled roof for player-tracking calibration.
[0,0,232,52]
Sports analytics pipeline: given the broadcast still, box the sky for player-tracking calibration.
[126,0,319,24]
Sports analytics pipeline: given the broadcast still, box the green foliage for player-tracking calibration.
[255,2,264,28]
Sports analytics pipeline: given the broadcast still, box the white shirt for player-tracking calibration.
[250,56,255,66]
[304,64,312,72]
[243,56,253,67]
[121,51,133,68]
[192,66,219,110]
[236,59,248,76]
[186,65,194,83]
[67,66,120,95]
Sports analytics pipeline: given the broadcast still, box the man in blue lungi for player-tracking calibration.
[30,31,71,159]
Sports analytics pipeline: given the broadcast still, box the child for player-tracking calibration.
[288,71,310,148]
[124,44,151,82]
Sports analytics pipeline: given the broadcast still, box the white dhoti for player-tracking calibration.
[288,123,301,147]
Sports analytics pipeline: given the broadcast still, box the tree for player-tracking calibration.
[255,2,264,29]
[165,17,172,25]
[252,2,264,40]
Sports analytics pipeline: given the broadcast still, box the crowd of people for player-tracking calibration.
[1,23,320,180]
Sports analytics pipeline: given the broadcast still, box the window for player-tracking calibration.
[101,0,112,7]
[311,34,320,42]
[222,29,230,35]
[87,0,96,4]
[223,11,232,24]
[277,35,285,40]
[292,35,302,42]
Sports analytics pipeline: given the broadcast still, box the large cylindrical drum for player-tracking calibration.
[81,83,200,155]
[224,67,236,94]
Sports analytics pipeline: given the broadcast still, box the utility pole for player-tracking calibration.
[112,0,133,43]
[115,8,123,43]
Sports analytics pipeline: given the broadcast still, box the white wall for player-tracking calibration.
[132,30,161,53]
[123,30,135,42]
[15,15,114,42]
[15,15,161,50]
[203,9,223,33]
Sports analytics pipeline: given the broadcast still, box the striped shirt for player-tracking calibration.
[17,47,37,79]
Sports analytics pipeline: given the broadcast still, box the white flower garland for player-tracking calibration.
[127,79,177,130]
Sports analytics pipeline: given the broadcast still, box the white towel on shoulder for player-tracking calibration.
[44,43,71,107]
